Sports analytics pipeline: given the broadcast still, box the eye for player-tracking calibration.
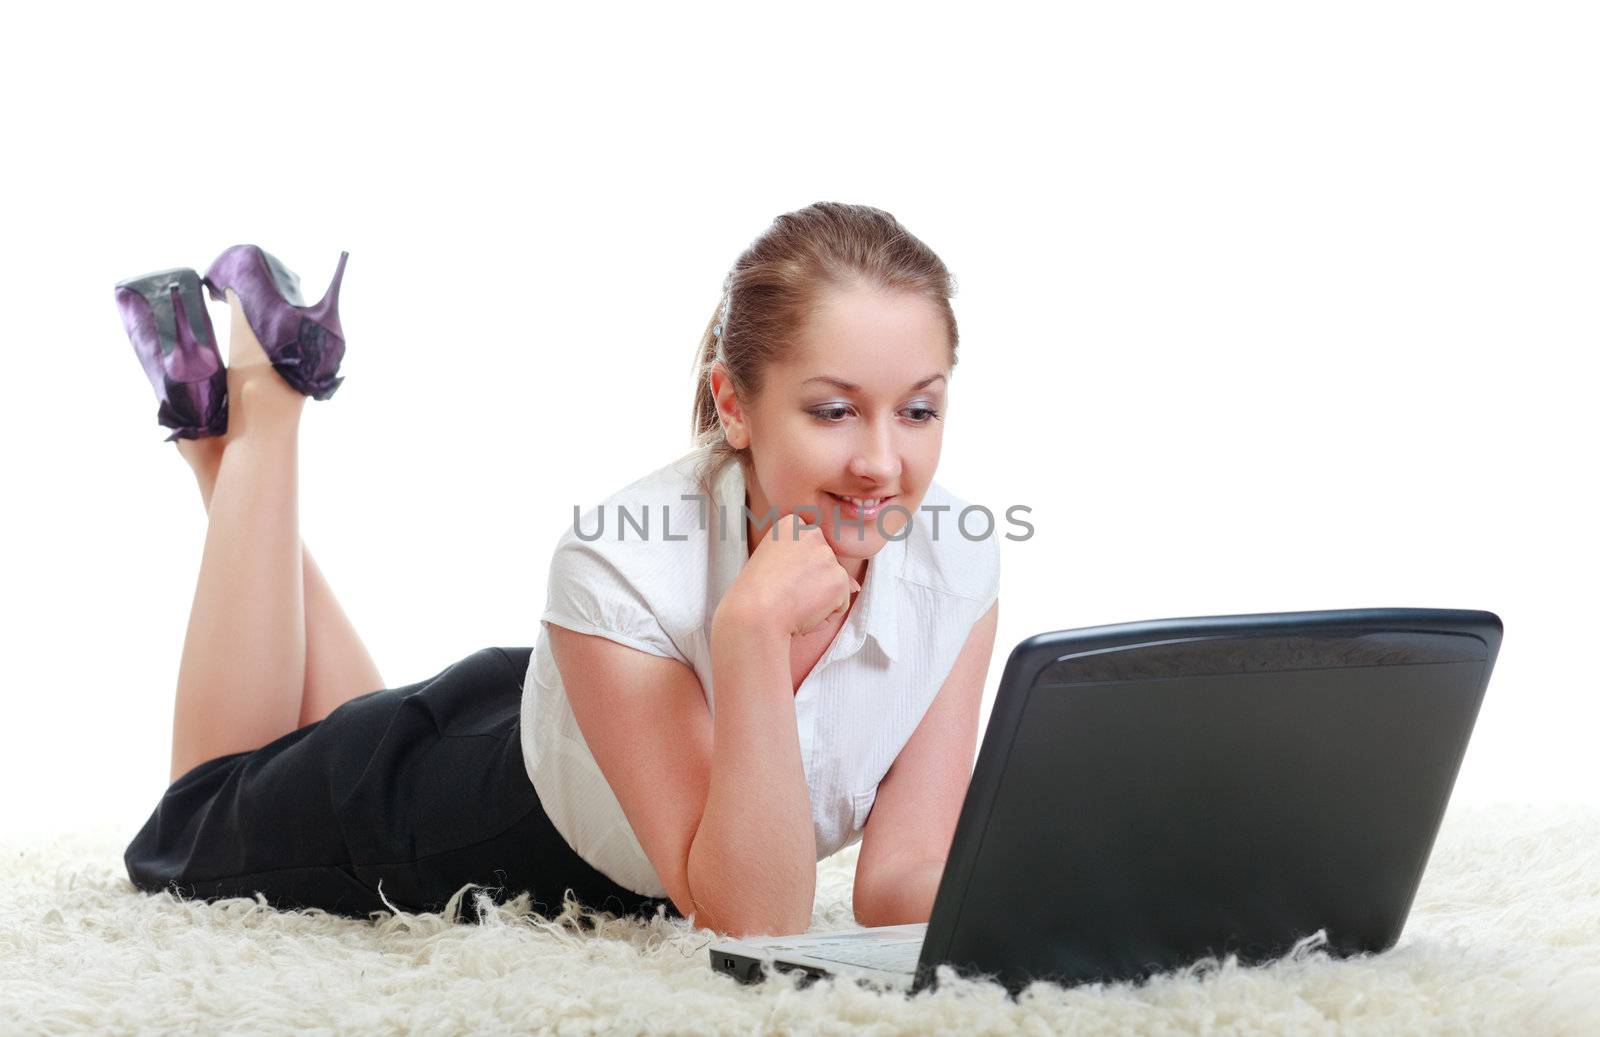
[806,404,943,425]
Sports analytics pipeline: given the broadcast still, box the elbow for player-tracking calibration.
[717,908,813,939]
[682,844,815,937]
[853,895,914,930]
[852,876,880,928]
[853,880,919,929]
[853,892,884,930]
[688,893,813,939]
[680,877,814,938]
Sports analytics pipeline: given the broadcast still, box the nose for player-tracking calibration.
[848,414,900,487]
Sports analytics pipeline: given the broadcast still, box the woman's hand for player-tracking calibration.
[719,512,861,639]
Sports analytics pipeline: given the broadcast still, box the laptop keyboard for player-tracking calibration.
[796,937,924,973]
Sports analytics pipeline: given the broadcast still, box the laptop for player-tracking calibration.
[708,606,1502,995]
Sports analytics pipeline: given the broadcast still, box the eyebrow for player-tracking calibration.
[802,373,947,392]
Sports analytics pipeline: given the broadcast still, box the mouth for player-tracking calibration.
[825,491,895,519]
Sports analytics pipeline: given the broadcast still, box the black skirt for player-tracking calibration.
[124,645,680,923]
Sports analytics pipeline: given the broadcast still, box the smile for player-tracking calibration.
[826,492,894,519]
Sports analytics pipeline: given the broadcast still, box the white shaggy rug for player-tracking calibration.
[2,803,1597,1035]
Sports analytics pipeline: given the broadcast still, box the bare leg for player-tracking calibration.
[166,292,380,783]
[177,441,386,733]
[168,309,304,783]
[297,550,387,726]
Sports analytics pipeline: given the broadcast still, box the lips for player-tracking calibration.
[826,491,894,519]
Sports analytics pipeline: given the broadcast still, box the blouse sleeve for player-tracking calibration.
[540,533,688,664]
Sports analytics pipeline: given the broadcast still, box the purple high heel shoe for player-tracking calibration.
[114,268,230,441]
[201,245,349,400]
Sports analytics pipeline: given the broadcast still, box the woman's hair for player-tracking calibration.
[690,201,961,498]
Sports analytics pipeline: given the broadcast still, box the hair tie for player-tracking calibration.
[713,323,723,338]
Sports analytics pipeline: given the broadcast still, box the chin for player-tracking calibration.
[822,515,908,559]
[826,531,888,559]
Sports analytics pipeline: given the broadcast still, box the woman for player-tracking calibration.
[119,202,1001,938]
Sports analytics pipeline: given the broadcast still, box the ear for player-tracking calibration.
[709,362,751,450]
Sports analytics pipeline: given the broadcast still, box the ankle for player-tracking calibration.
[174,436,224,510]
[228,366,307,424]
[175,435,224,473]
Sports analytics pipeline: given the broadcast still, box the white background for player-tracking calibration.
[1,1,1594,839]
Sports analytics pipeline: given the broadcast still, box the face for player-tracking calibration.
[709,283,951,582]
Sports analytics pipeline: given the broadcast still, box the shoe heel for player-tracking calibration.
[165,280,222,382]
[305,251,349,337]
[113,266,229,441]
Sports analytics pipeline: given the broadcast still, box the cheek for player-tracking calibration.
[764,414,827,462]
[782,435,852,488]
[758,449,839,509]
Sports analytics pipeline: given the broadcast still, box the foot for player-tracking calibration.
[200,245,349,401]
[221,288,306,420]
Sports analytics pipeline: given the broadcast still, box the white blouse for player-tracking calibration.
[519,444,1001,897]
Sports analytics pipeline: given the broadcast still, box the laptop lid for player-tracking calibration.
[912,606,1502,994]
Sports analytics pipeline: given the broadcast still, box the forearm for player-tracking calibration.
[855,858,944,929]
[686,606,816,936]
